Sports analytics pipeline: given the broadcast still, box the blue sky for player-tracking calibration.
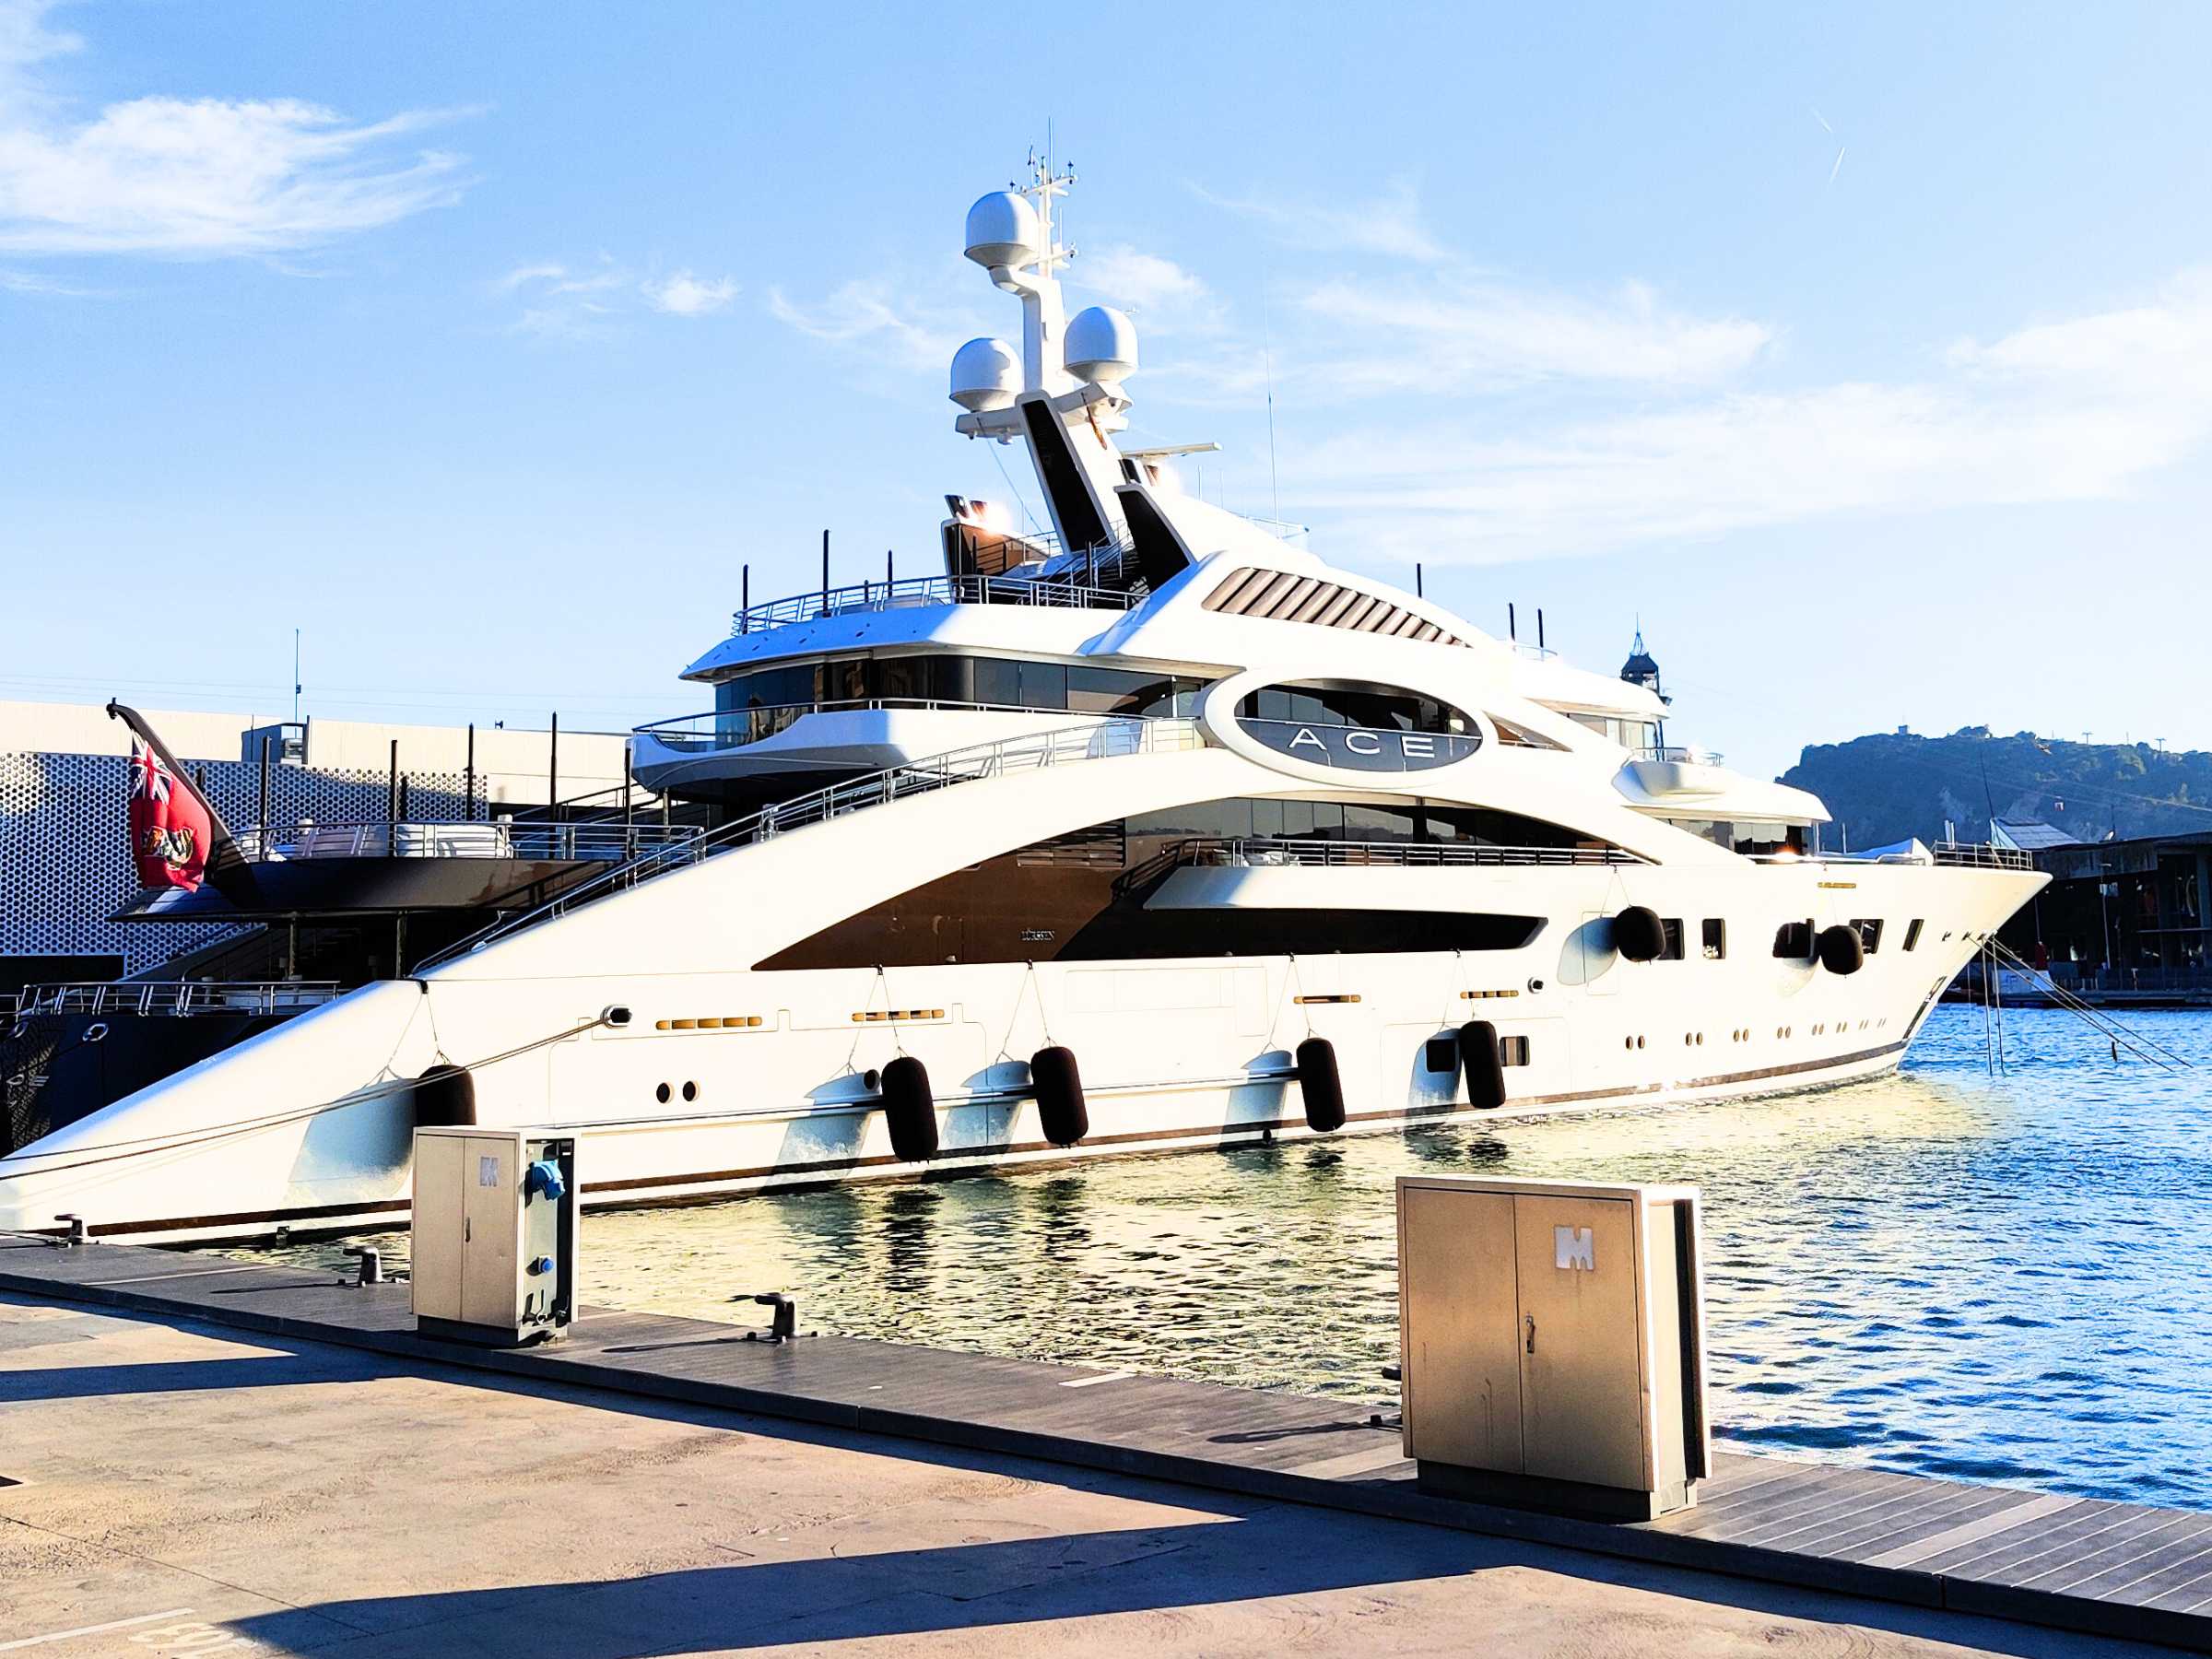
[5,2,2210,777]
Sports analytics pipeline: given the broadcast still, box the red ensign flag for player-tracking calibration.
[126,735,212,891]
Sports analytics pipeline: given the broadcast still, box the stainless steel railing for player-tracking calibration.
[229,820,703,863]
[419,715,1208,968]
[12,981,343,1019]
[1631,745,1725,767]
[632,698,1159,753]
[1172,836,1639,869]
[730,572,1143,637]
[1931,841,2034,871]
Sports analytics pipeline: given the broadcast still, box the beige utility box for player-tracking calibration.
[411,1127,577,1347]
[1397,1176,1709,1519]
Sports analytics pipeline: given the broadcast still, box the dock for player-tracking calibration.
[5,1234,2207,1653]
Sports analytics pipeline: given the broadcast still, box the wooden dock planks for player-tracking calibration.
[2,1235,2204,1653]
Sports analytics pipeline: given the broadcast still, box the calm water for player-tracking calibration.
[234,1005,2212,1512]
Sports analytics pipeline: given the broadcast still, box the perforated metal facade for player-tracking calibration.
[0,750,475,979]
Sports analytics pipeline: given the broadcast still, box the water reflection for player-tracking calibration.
[233,1006,2212,1512]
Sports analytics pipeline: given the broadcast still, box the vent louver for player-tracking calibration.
[1201,568,1467,647]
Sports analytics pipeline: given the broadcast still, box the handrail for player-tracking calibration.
[418,715,1208,969]
[228,820,702,863]
[633,698,1149,751]
[11,981,342,1019]
[1179,836,1639,869]
[1632,745,1725,767]
[731,572,1142,637]
[1932,841,2034,871]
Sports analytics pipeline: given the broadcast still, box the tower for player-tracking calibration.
[1620,628,1663,698]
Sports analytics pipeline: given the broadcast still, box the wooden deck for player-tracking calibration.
[4,1234,2206,1653]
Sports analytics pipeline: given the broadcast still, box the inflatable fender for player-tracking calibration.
[881,1054,939,1162]
[1296,1037,1346,1133]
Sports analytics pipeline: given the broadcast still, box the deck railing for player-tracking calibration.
[419,715,1207,968]
[1931,841,2034,871]
[11,981,342,1020]
[229,820,702,863]
[731,572,1142,637]
[1171,837,1639,870]
[633,698,1109,753]
[1632,745,1725,767]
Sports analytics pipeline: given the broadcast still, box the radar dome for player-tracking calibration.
[1065,306,1138,385]
[949,336,1021,412]
[963,192,1040,270]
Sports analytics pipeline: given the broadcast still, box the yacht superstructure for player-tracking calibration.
[0,161,2043,1242]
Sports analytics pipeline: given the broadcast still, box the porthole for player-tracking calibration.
[654,1081,671,1104]
[1637,1035,1646,1049]
[1696,1032,1704,1045]
[1624,1036,1635,1051]
[682,1080,699,1102]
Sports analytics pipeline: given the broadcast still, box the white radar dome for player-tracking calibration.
[963,191,1040,270]
[1065,305,1138,385]
[949,336,1021,412]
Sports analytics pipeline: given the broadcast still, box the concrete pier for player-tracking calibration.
[0,1237,2201,1656]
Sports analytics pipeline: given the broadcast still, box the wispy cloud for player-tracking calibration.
[496,258,737,337]
[1067,243,1218,331]
[0,1,471,258]
[1296,276,1772,395]
[766,279,961,371]
[1194,179,1447,263]
[0,263,93,295]
[643,269,736,316]
[1288,272,2212,562]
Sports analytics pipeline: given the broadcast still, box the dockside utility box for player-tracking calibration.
[411,1127,577,1347]
[1396,1176,1708,1520]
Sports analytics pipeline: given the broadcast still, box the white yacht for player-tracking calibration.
[0,161,2044,1243]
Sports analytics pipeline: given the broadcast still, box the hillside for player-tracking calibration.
[1778,728,2212,850]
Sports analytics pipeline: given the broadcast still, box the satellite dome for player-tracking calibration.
[1065,305,1138,385]
[949,336,1021,412]
[963,191,1040,270]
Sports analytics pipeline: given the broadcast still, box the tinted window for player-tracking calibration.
[1701,919,1725,959]
[1773,920,1814,959]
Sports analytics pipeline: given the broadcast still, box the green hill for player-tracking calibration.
[1778,728,2212,850]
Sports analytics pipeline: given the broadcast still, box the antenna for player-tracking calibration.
[1415,561,1423,598]
[291,629,300,724]
[1508,603,1517,643]
[1261,273,1281,525]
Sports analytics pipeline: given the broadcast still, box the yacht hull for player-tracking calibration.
[0,868,2029,1245]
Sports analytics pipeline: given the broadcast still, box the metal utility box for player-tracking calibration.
[1397,1176,1708,1520]
[411,1127,577,1346]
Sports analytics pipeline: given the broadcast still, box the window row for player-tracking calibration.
[1662,818,1806,857]
[1567,712,1660,750]
[712,652,1208,721]
[1235,683,1473,736]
